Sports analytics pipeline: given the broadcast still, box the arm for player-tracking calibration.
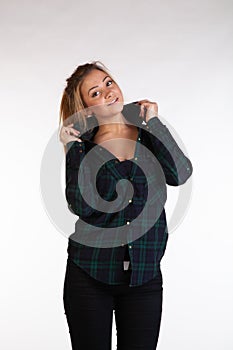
[145,116,193,186]
[65,140,100,218]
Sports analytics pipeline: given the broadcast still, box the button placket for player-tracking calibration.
[124,128,142,239]
[129,128,141,181]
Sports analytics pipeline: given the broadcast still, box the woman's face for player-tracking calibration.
[79,69,124,118]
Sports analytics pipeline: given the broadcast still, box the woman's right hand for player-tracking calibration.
[59,123,83,145]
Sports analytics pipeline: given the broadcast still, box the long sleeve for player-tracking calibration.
[145,116,193,186]
[65,140,100,218]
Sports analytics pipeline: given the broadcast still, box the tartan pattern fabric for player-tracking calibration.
[65,104,193,287]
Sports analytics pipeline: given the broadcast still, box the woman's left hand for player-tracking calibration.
[135,99,158,123]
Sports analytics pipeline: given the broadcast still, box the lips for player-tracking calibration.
[107,97,118,106]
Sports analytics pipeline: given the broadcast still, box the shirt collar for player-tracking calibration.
[74,102,142,141]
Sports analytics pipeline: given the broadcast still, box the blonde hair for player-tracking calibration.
[59,60,115,133]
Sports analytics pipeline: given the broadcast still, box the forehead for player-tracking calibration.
[81,69,108,90]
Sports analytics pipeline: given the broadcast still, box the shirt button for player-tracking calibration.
[99,147,102,151]
[134,157,138,161]
[126,221,130,225]
[128,199,132,203]
[121,243,124,247]
[130,177,133,181]
[138,137,141,141]
[129,245,132,249]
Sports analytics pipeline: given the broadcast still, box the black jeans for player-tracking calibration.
[63,257,163,350]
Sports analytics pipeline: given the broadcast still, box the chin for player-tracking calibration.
[93,101,124,119]
[109,100,124,111]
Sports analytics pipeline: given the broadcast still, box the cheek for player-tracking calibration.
[116,87,123,97]
[88,97,103,107]
[90,102,108,116]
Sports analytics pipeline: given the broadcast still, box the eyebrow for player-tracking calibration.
[88,75,110,95]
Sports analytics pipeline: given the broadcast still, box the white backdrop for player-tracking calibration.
[1,0,233,349]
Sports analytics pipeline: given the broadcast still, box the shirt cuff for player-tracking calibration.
[146,116,166,131]
[66,140,85,152]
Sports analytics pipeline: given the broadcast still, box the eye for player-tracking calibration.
[91,91,100,97]
[106,80,113,86]
[91,80,114,98]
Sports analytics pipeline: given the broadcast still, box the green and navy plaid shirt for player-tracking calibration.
[65,103,193,287]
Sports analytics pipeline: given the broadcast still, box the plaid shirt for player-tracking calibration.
[65,103,193,287]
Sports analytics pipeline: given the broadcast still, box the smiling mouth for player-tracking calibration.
[107,97,118,106]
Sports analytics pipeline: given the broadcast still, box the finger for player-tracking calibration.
[136,100,150,117]
[70,128,80,134]
[139,105,145,118]
[137,100,158,107]
[75,137,83,143]
[64,127,79,136]
[137,99,150,104]
[68,136,83,143]
[139,102,158,114]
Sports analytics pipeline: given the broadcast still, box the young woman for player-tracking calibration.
[59,61,193,350]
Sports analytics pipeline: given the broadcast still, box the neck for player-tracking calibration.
[96,112,130,134]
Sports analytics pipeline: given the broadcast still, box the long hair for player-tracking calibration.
[59,60,115,133]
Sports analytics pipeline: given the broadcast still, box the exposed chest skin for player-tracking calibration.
[93,125,139,162]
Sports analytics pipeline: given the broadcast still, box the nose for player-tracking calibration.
[105,89,114,100]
